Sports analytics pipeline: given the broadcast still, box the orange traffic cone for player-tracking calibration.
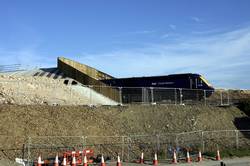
[216,149,221,161]
[186,151,191,163]
[172,150,177,164]
[101,155,106,166]
[83,155,88,166]
[72,153,77,166]
[153,153,158,166]
[54,154,59,166]
[139,152,144,164]
[117,155,122,166]
[197,151,202,162]
[37,155,42,166]
[62,154,67,166]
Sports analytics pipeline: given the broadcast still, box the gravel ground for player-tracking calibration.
[0,104,249,161]
[3,157,250,166]
[0,75,90,105]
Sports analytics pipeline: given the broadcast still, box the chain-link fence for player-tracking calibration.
[89,85,249,106]
[1,79,249,106]
[1,130,249,165]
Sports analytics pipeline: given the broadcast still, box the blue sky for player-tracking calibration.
[1,0,250,89]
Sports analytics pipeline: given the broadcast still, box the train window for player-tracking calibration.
[199,79,203,84]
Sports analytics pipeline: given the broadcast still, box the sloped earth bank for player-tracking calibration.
[0,159,20,166]
[0,105,249,163]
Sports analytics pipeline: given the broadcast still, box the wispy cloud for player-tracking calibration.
[131,30,155,34]
[0,47,55,69]
[2,25,250,89]
[77,27,250,89]
[191,16,201,22]
[161,34,170,38]
[169,24,176,30]
[191,29,225,35]
[115,30,155,37]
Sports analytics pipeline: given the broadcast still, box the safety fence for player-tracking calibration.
[1,79,249,106]
[0,130,249,165]
[88,85,249,106]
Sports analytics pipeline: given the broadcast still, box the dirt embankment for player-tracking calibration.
[0,75,89,105]
[0,104,247,136]
[0,104,249,161]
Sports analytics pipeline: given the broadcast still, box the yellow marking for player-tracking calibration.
[200,76,212,87]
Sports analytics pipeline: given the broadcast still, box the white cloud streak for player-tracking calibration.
[0,47,55,69]
[169,24,176,30]
[76,27,250,89]
[1,26,250,89]
[114,30,155,37]
[191,16,201,22]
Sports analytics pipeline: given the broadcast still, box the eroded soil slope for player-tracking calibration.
[0,104,247,136]
[0,104,248,160]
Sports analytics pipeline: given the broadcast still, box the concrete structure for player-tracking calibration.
[57,57,120,102]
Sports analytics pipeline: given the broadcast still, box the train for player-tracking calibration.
[100,73,215,103]
[101,73,214,90]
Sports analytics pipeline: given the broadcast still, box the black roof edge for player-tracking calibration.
[101,73,201,80]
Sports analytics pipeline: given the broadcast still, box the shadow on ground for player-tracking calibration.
[234,100,250,140]
[234,117,250,130]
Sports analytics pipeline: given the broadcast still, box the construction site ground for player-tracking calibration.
[0,104,248,137]
[1,157,250,166]
[0,104,250,165]
[99,157,250,166]
[0,72,250,165]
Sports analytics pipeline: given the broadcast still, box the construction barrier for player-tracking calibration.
[172,150,177,164]
[54,154,59,166]
[83,155,88,166]
[37,155,42,166]
[197,151,202,162]
[117,155,122,166]
[186,151,191,163]
[62,154,67,166]
[33,148,224,165]
[101,155,106,166]
[216,149,221,161]
[153,153,158,166]
[139,152,144,164]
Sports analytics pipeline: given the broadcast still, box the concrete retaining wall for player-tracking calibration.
[57,57,120,102]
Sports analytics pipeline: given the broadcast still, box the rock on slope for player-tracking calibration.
[0,75,89,105]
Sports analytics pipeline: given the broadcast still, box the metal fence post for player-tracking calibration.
[121,136,125,161]
[88,85,92,105]
[203,90,206,106]
[201,131,205,152]
[220,91,223,106]
[156,134,160,152]
[27,136,31,166]
[127,136,131,162]
[141,87,144,104]
[235,130,239,149]
[179,89,183,105]
[119,87,123,105]
[227,90,230,105]
[81,136,86,149]
[175,134,179,149]
[174,88,177,105]
[22,143,26,160]
[150,87,154,104]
